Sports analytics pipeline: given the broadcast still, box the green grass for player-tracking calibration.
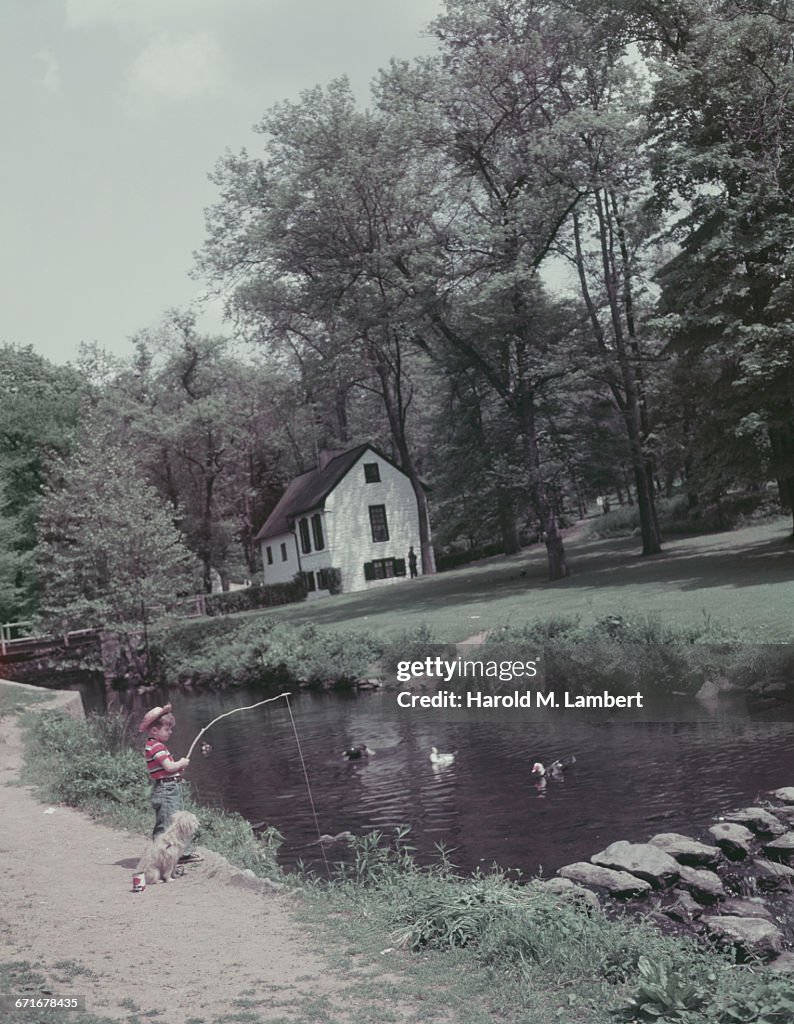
[167,518,794,643]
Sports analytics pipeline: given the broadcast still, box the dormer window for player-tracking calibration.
[364,462,380,483]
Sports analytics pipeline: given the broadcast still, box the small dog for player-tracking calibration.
[138,811,199,883]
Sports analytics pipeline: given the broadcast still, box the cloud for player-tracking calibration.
[65,0,228,33]
[127,32,229,103]
[36,49,61,94]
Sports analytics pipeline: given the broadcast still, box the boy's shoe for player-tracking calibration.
[178,852,203,864]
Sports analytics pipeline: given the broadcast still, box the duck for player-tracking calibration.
[531,755,576,780]
[430,746,456,766]
[343,745,373,760]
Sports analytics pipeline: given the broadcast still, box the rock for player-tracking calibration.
[664,890,703,922]
[770,787,794,804]
[751,858,794,890]
[542,876,600,912]
[718,898,774,921]
[769,805,794,825]
[558,862,651,898]
[708,822,754,860]
[590,841,680,888]
[764,951,794,974]
[647,832,722,868]
[676,865,726,903]
[721,807,786,836]
[703,915,784,962]
[764,831,794,865]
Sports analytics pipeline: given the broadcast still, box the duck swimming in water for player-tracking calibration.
[343,745,373,760]
[430,746,456,766]
[531,755,576,780]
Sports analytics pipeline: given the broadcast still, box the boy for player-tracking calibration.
[139,704,201,863]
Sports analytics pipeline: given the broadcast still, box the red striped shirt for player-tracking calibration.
[145,738,175,781]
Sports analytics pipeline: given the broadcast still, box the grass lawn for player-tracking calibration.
[212,517,794,642]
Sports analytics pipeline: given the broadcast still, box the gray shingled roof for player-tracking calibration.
[254,443,377,542]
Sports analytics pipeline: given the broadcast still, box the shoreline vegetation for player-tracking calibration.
[9,699,794,1023]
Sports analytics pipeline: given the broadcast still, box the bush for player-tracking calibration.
[158,617,384,689]
[204,579,306,616]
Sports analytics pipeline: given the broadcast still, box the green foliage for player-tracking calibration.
[583,494,778,541]
[157,616,383,688]
[204,579,306,616]
[22,711,150,813]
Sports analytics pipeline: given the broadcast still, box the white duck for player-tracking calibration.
[430,746,456,766]
[531,755,576,780]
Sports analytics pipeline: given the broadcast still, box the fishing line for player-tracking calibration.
[184,690,332,875]
[284,693,331,876]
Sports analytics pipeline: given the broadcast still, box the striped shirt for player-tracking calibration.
[144,737,178,781]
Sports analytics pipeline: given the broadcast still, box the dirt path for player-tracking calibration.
[0,705,414,1024]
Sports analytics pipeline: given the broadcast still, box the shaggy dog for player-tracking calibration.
[138,811,200,883]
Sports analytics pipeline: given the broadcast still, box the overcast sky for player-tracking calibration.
[3,1,443,366]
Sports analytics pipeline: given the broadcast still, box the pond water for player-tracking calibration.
[90,682,794,880]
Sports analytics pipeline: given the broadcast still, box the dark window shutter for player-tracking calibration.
[393,558,406,577]
[363,561,375,581]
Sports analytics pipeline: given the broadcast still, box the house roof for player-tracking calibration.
[254,443,400,542]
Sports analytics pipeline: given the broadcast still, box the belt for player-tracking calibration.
[152,775,183,784]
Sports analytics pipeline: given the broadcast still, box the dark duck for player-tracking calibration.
[343,745,373,760]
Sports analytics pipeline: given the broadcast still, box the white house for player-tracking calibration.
[254,444,429,598]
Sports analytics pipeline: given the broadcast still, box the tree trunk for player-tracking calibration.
[498,492,521,554]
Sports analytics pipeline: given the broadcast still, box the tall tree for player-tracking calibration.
[650,0,794,534]
[38,426,198,681]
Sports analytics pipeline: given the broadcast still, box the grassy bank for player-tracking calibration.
[12,702,794,1024]
[156,520,794,652]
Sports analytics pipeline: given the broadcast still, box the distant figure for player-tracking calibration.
[408,545,418,578]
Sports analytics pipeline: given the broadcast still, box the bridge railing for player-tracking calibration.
[0,621,34,656]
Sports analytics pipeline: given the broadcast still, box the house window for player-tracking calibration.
[368,504,389,542]
[363,558,406,580]
[311,513,324,550]
[280,542,288,561]
[302,571,316,592]
[266,546,273,565]
[299,518,312,554]
[364,462,380,483]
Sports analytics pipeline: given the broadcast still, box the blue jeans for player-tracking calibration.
[149,779,193,855]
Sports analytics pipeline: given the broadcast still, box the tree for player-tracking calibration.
[0,345,87,619]
[649,0,794,534]
[38,427,199,681]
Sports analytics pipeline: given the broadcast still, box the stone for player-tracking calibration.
[542,876,601,912]
[557,862,651,898]
[763,831,794,865]
[752,858,794,890]
[769,805,794,824]
[708,822,754,860]
[676,865,726,903]
[764,951,794,974]
[664,890,703,922]
[770,787,794,804]
[591,841,680,888]
[703,915,784,962]
[647,832,722,868]
[721,807,786,836]
[718,898,774,921]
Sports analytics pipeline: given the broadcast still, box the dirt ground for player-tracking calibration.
[0,708,415,1024]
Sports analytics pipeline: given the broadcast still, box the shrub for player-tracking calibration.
[204,579,306,616]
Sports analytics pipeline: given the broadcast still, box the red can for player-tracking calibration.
[132,873,146,893]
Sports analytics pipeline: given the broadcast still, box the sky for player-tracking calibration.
[2,0,443,366]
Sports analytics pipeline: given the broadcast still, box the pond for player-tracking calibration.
[88,681,794,880]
